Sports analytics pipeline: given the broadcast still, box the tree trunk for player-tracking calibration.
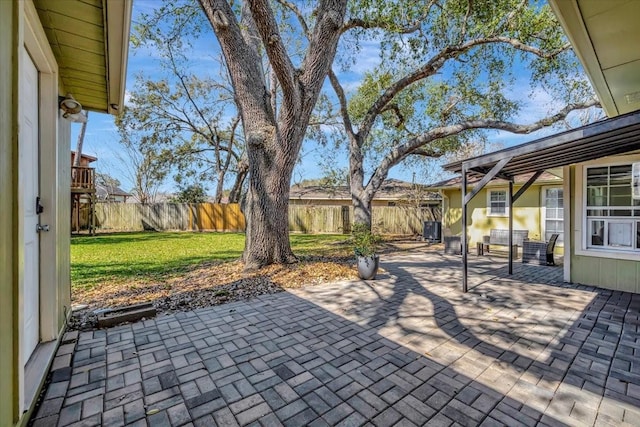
[72,111,88,180]
[228,159,248,203]
[352,190,374,230]
[242,134,297,269]
[199,0,345,269]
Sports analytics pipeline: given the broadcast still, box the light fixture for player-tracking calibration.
[58,94,86,123]
[59,93,82,117]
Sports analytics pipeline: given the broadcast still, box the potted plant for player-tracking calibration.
[352,223,381,280]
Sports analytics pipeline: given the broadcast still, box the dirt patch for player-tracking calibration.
[69,238,442,330]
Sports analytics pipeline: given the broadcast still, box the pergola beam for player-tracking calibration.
[513,170,544,202]
[464,157,513,205]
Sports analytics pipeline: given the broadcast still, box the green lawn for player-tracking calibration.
[71,232,350,288]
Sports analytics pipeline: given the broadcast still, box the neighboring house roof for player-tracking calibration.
[33,0,132,114]
[427,171,562,190]
[70,151,97,163]
[96,184,131,200]
[290,179,441,202]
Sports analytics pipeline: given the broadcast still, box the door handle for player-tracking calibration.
[37,224,50,232]
[36,196,44,214]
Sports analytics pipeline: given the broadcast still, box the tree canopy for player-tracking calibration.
[131,0,599,268]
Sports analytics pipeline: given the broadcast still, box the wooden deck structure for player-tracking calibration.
[71,165,96,234]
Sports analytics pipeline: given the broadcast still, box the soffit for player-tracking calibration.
[549,0,640,117]
[33,0,131,115]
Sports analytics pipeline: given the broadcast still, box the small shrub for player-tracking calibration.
[351,223,381,257]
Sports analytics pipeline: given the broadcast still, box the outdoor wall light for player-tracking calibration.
[59,94,86,123]
[59,94,82,116]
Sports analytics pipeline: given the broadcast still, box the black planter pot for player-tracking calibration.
[356,255,379,280]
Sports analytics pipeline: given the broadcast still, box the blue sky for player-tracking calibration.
[73,0,595,194]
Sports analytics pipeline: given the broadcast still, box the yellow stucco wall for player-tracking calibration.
[0,1,17,425]
[442,185,545,245]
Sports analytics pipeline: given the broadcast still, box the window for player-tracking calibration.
[585,164,640,251]
[488,190,507,216]
[543,188,563,244]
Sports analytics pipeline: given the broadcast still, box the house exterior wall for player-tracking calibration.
[1,2,72,425]
[442,184,551,246]
[56,119,72,326]
[569,158,640,293]
[0,1,18,424]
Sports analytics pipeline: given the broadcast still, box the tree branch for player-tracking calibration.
[381,103,405,128]
[340,18,421,35]
[198,0,275,125]
[340,1,436,35]
[247,0,298,103]
[358,35,574,140]
[328,69,355,138]
[409,147,444,158]
[275,0,310,38]
[299,0,347,101]
[369,98,601,191]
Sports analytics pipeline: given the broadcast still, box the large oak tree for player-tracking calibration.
[198,0,348,269]
[197,0,598,268]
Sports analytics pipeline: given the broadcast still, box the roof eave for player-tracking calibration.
[548,0,617,116]
[104,0,132,115]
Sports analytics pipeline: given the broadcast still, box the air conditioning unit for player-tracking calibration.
[423,221,441,243]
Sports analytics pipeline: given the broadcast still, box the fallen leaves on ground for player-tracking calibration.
[69,239,441,330]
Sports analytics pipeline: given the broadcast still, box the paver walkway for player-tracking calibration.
[31,252,640,426]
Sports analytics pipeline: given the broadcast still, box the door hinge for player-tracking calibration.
[37,224,50,232]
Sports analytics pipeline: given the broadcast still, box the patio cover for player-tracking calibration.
[443,110,640,292]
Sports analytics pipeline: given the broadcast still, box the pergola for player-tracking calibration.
[443,110,640,292]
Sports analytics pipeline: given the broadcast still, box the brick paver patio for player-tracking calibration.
[31,251,640,426]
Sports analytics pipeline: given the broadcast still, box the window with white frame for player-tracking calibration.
[585,164,640,251]
[488,190,507,216]
[543,188,563,244]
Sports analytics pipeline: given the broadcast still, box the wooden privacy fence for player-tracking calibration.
[90,203,440,234]
[288,205,441,234]
[93,203,245,232]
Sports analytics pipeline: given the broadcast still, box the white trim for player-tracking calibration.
[563,166,571,282]
[21,0,60,413]
[486,188,508,217]
[574,153,640,262]
[105,0,133,114]
[540,185,564,247]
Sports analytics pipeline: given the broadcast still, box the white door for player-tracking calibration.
[21,49,40,364]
